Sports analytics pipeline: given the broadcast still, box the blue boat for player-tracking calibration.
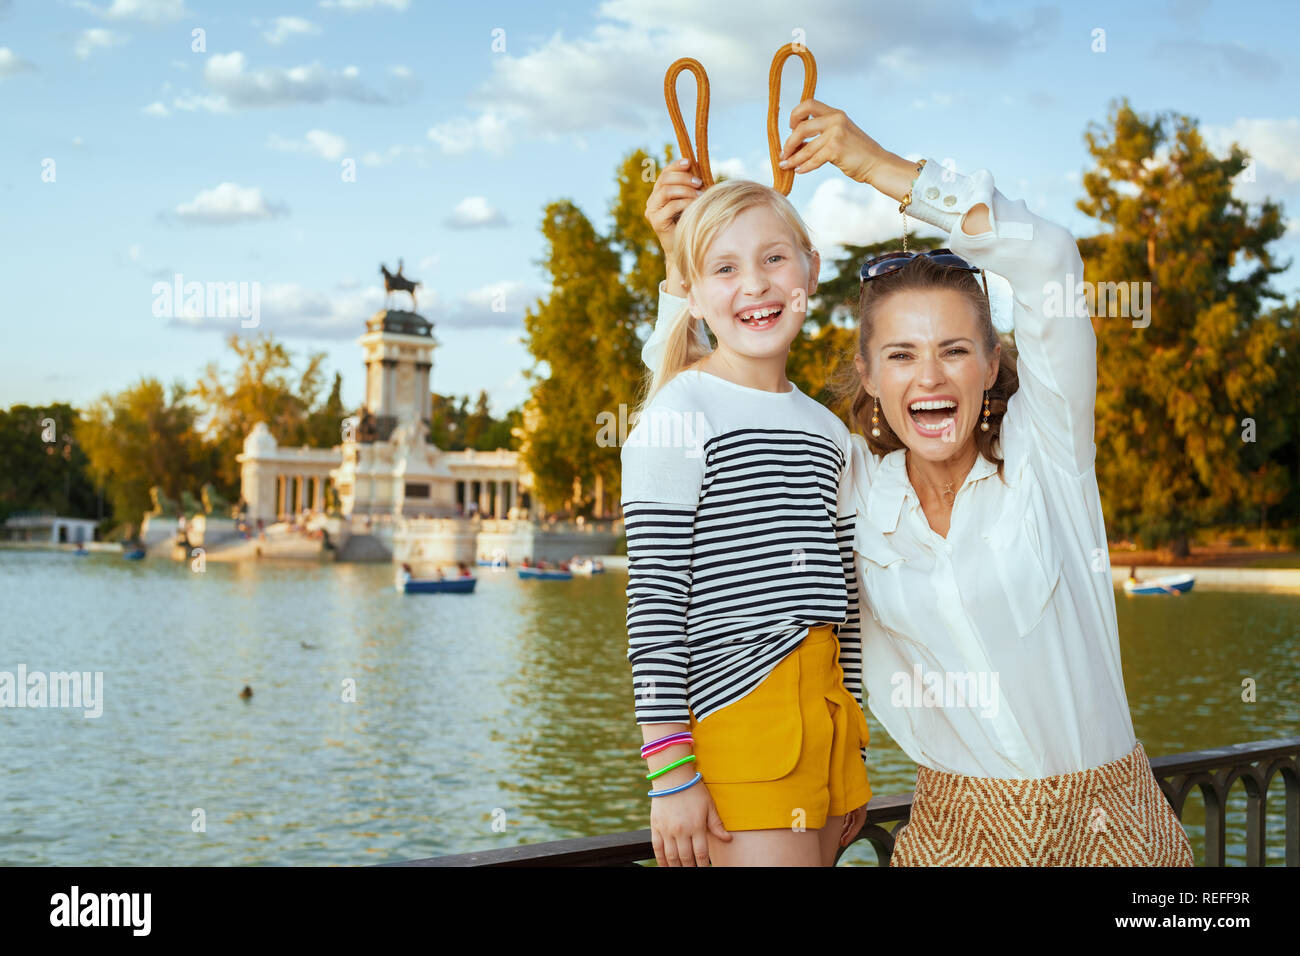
[517,567,573,581]
[403,576,477,594]
[123,548,146,561]
[1123,573,1195,595]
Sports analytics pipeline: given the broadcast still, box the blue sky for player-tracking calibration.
[3,0,1298,418]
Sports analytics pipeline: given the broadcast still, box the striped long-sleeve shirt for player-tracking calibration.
[621,368,861,726]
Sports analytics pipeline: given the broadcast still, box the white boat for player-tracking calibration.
[1123,573,1195,595]
[570,558,605,575]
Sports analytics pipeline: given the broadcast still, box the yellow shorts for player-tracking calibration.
[688,623,872,832]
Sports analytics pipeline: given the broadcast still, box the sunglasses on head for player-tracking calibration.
[859,249,988,296]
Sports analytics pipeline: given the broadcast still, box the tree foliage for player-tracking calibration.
[77,379,208,531]
[191,334,332,495]
[0,403,101,524]
[1076,97,1294,553]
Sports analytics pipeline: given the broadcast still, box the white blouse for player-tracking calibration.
[649,158,1138,779]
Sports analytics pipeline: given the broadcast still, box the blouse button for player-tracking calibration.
[924,185,940,200]
[942,194,957,206]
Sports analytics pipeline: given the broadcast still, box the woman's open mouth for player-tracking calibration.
[908,398,957,437]
[736,304,783,330]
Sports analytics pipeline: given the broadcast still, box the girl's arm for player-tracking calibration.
[835,431,864,713]
[621,407,709,728]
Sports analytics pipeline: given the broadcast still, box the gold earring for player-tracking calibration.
[870,395,881,438]
[980,391,991,431]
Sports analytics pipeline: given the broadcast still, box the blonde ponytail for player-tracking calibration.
[642,303,711,410]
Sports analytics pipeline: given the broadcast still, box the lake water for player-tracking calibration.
[1,549,1296,866]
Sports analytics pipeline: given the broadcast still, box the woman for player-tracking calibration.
[643,100,1194,866]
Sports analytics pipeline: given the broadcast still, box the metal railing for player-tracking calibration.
[383,736,1299,867]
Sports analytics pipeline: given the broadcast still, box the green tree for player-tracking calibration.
[522,190,638,515]
[77,379,207,531]
[304,372,346,448]
[1076,97,1291,555]
[0,403,101,524]
[191,333,330,495]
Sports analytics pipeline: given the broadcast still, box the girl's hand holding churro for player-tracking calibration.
[645,157,702,296]
[776,99,888,186]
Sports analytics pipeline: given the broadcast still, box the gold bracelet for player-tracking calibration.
[898,158,927,213]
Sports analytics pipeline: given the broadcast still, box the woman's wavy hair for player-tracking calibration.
[638,179,817,413]
[829,253,1019,480]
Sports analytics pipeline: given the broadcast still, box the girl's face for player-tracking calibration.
[686,205,819,364]
[854,288,999,463]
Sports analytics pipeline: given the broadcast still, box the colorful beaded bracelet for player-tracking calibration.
[645,754,696,781]
[648,771,702,798]
[640,732,692,757]
[641,736,693,759]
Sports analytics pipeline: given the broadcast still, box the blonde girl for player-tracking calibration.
[623,165,871,867]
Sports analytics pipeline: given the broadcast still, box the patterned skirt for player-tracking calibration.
[889,740,1195,866]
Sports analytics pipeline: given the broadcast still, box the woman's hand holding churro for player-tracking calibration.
[776,99,888,186]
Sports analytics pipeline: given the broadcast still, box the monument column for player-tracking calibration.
[382,358,397,417]
[277,475,287,518]
[313,476,323,511]
[416,361,432,424]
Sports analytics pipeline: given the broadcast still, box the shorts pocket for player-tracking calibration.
[692,651,803,784]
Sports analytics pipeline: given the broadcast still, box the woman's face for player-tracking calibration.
[855,288,999,463]
[687,205,819,363]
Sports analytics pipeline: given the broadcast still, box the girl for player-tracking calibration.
[624,171,871,867]
[648,101,1195,866]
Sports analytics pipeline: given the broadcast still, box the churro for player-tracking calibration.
[664,57,713,190]
[767,43,817,195]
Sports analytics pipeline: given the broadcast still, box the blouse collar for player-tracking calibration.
[867,445,1002,534]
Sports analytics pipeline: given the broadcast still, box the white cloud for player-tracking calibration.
[427,111,513,157]
[174,183,287,224]
[0,47,36,78]
[361,143,427,166]
[74,28,126,60]
[268,129,348,160]
[171,92,230,113]
[711,156,752,181]
[801,176,941,257]
[73,0,188,23]
[169,281,388,338]
[262,16,320,45]
[319,0,409,10]
[197,50,397,109]
[1202,117,1300,183]
[142,100,169,117]
[425,0,1058,155]
[437,280,546,329]
[445,197,508,229]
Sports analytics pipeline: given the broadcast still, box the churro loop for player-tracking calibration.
[767,43,817,195]
[664,57,714,190]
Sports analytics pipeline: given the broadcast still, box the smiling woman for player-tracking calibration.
[847,254,1018,487]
